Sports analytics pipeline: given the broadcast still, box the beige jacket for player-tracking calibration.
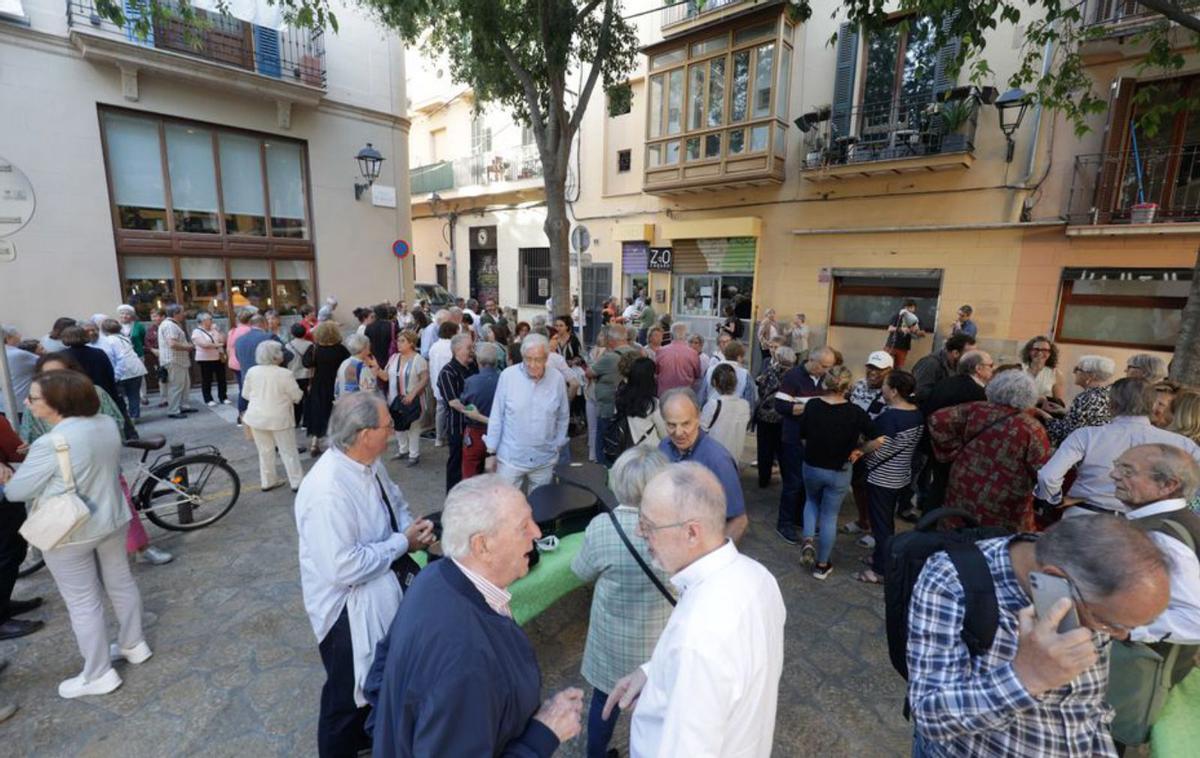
[242,365,304,430]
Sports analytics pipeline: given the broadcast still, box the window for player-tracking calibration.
[519,247,551,306]
[471,116,492,155]
[104,112,167,231]
[219,134,266,235]
[1055,269,1189,349]
[165,124,220,234]
[121,256,177,320]
[265,141,307,238]
[617,149,631,172]
[180,257,229,330]
[1113,78,1200,222]
[830,270,941,329]
[859,16,938,146]
[273,259,315,320]
[429,128,447,162]
[675,274,754,319]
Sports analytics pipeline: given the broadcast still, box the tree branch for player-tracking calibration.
[568,0,615,136]
[574,0,603,24]
[1134,0,1200,34]
[495,37,548,146]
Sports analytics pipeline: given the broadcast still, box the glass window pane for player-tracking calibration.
[647,144,663,168]
[705,133,722,158]
[688,64,705,131]
[1060,304,1181,348]
[665,140,680,165]
[833,292,938,329]
[219,133,266,236]
[752,43,775,118]
[651,48,685,69]
[667,69,684,135]
[1071,278,1190,298]
[735,22,776,45]
[731,51,750,122]
[729,128,745,154]
[677,275,721,317]
[863,25,900,112]
[750,125,769,152]
[901,17,938,102]
[265,141,308,238]
[691,35,727,57]
[122,256,177,320]
[775,124,787,155]
[104,113,167,231]
[165,124,220,234]
[230,259,272,312]
[686,137,701,161]
[180,257,230,331]
[775,46,792,119]
[649,74,665,139]
[274,259,314,320]
[707,57,726,127]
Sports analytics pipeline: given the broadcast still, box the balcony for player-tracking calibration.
[799,94,978,182]
[660,0,781,38]
[66,0,325,123]
[1065,145,1200,233]
[409,145,544,200]
[1084,0,1158,29]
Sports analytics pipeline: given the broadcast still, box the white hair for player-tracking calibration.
[116,304,136,316]
[441,475,522,559]
[646,462,726,535]
[670,321,689,340]
[986,369,1039,409]
[344,333,370,354]
[255,340,285,366]
[1075,355,1115,382]
[0,325,20,342]
[327,393,387,452]
[520,333,550,358]
[476,342,499,367]
[610,447,670,507]
[450,333,473,353]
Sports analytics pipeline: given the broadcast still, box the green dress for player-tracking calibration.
[20,388,129,444]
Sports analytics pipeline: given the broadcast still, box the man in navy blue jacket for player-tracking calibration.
[365,475,583,756]
[773,346,836,543]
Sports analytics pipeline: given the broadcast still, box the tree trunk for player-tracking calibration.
[1171,248,1200,385]
[540,146,572,319]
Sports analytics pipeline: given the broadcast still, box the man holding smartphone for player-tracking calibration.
[907,517,1169,757]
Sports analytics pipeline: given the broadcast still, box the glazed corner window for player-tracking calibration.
[1056,269,1189,349]
[104,112,168,232]
[519,247,551,306]
[265,141,308,238]
[830,271,941,329]
[219,133,267,235]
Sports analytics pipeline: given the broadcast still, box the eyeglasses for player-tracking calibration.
[1030,347,1052,354]
[1060,570,1134,636]
[25,394,42,403]
[637,514,693,535]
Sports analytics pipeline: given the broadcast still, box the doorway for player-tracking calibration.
[470,249,500,304]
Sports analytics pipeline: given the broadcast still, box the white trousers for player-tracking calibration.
[250,426,305,489]
[394,425,422,460]
[496,460,555,493]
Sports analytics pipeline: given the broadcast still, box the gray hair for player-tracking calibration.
[480,323,495,342]
[450,333,473,353]
[958,350,990,376]
[249,314,267,328]
[646,462,727,535]
[985,369,1038,409]
[435,309,451,325]
[1075,355,1115,382]
[116,304,136,316]
[196,311,213,323]
[475,342,499,367]
[607,323,629,344]
[1127,353,1167,382]
[520,333,550,358]
[610,447,670,508]
[670,322,689,340]
[660,387,701,414]
[237,308,256,324]
[101,318,122,335]
[1110,378,1155,417]
[327,392,388,452]
[1133,443,1200,500]
[774,346,797,368]
[687,333,703,345]
[1,324,21,342]
[441,475,521,559]
[164,304,183,318]
[1035,514,1168,599]
[344,333,369,355]
[255,339,285,366]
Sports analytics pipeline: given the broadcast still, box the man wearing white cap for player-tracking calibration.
[845,351,893,545]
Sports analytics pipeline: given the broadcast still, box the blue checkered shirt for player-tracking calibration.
[907,536,1117,757]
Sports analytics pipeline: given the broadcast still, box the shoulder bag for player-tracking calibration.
[375,474,422,591]
[388,358,422,431]
[19,434,92,551]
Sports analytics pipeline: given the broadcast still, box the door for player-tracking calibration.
[436,264,448,289]
[470,249,500,304]
[582,263,613,345]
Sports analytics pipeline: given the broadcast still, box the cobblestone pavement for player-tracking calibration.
[1,389,911,756]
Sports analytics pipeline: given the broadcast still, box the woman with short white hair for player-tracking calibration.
[1047,355,1116,445]
[571,446,674,757]
[242,339,305,491]
[336,333,387,397]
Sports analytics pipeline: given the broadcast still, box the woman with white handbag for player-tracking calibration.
[4,370,149,699]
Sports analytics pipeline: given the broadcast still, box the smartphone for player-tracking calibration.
[1029,571,1081,634]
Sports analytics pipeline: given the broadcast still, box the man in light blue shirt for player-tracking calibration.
[2,327,39,417]
[420,310,445,359]
[483,334,569,492]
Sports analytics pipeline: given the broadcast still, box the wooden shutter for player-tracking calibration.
[123,0,154,45]
[1095,77,1136,223]
[831,22,860,139]
[931,13,962,100]
[254,25,282,79]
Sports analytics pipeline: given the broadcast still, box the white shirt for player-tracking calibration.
[701,395,751,466]
[699,359,755,408]
[483,362,570,471]
[631,541,785,758]
[1036,417,1200,513]
[93,335,125,377]
[1126,499,1200,645]
[108,333,147,380]
[428,338,453,400]
[294,448,415,706]
[452,559,513,617]
[420,321,439,358]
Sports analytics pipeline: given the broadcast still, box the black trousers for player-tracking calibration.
[295,378,310,427]
[866,483,905,573]
[318,607,370,758]
[756,421,781,488]
[199,360,228,403]
[0,501,28,618]
[446,427,464,492]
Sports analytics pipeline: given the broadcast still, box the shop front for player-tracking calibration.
[671,236,756,353]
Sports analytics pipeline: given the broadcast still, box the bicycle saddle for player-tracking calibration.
[124,435,167,451]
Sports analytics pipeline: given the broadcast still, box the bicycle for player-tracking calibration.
[18,434,241,577]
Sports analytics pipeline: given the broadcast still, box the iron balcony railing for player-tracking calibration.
[661,0,745,28]
[1084,0,1157,27]
[67,0,326,88]
[452,145,544,188]
[1066,144,1200,225]
[800,93,979,170]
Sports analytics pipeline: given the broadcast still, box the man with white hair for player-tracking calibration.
[0,326,38,416]
[655,322,702,394]
[605,463,785,757]
[484,334,569,491]
[295,392,435,757]
[367,475,584,756]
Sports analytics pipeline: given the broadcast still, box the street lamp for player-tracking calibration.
[995,88,1030,163]
[354,143,385,200]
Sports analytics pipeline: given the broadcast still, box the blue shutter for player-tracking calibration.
[123,0,154,46]
[254,24,282,78]
[932,13,962,100]
[831,22,859,139]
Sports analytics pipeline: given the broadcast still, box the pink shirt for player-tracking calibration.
[191,326,225,362]
[226,325,252,371]
[655,340,702,394]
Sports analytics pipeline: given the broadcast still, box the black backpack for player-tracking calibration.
[884,508,1009,682]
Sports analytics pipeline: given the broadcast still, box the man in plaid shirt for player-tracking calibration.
[907,516,1170,757]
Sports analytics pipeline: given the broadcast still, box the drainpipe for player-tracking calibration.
[1020,35,1056,185]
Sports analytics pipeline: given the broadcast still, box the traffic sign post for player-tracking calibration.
[392,239,410,258]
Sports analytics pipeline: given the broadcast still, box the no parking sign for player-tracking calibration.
[392,239,410,258]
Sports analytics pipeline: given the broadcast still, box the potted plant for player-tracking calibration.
[939,98,977,153]
[803,129,827,167]
[798,104,832,130]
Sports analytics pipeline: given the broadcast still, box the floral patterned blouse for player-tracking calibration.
[928,401,1052,532]
[1046,385,1112,446]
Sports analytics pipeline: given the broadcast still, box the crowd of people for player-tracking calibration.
[3,291,1200,758]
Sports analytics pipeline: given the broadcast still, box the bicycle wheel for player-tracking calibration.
[18,545,44,578]
[139,454,241,531]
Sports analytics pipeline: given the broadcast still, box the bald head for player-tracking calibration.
[638,463,728,574]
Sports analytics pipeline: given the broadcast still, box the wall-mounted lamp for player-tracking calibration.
[354,143,385,200]
[995,88,1030,163]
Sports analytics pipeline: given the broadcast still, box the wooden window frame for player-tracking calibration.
[829,281,940,329]
[1053,278,1187,351]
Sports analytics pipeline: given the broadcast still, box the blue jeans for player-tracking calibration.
[802,462,853,565]
[119,376,142,419]
[776,442,805,534]
[595,414,613,467]
[587,687,619,758]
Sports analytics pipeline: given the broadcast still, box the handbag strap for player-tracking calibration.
[50,434,78,494]
[606,508,676,607]
[709,399,723,427]
[374,473,400,533]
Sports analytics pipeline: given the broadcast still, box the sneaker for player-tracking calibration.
[109,641,153,665]
[406,457,419,467]
[800,541,816,568]
[840,522,865,535]
[857,535,876,549]
[206,401,217,407]
[392,452,409,460]
[222,399,232,405]
[58,668,122,699]
[136,546,173,566]
[434,440,444,448]
[898,507,921,523]
[812,563,833,581]
[774,527,799,545]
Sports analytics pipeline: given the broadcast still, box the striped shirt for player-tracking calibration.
[865,407,924,488]
[452,559,512,618]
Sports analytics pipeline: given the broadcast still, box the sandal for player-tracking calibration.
[854,569,884,585]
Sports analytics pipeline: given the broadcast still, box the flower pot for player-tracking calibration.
[1131,202,1158,224]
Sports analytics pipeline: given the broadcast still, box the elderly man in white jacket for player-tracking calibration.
[295,392,436,756]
